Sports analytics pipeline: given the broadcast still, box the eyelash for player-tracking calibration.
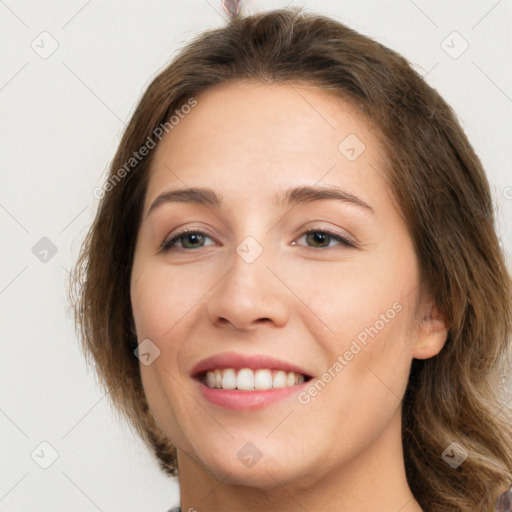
[159,227,358,252]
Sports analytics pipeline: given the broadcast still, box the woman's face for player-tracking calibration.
[130,81,445,489]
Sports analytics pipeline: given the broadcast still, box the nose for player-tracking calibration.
[206,240,291,331]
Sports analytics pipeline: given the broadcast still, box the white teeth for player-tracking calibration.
[254,369,273,390]
[206,371,216,388]
[221,369,237,390]
[237,368,254,390]
[273,370,287,388]
[214,369,222,388]
[203,368,307,390]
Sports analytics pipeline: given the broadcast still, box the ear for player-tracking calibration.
[412,297,449,359]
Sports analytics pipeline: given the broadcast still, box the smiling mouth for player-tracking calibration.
[196,368,313,391]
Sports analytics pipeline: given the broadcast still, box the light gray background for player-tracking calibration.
[1,1,511,511]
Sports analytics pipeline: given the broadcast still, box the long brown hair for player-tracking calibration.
[69,7,512,511]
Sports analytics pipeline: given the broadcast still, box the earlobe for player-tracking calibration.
[412,302,450,359]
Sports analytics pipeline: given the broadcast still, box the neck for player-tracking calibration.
[176,408,422,512]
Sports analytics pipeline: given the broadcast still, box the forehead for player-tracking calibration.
[145,81,390,210]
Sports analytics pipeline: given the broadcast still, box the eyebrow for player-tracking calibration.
[145,184,374,219]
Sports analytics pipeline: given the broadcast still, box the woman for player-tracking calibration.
[70,7,512,512]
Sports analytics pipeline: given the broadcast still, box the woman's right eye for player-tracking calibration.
[160,230,215,252]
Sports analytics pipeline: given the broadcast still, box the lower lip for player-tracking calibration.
[196,380,310,410]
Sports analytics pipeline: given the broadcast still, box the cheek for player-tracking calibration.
[298,245,418,382]
[296,258,407,340]
[301,299,415,451]
[138,357,193,452]
[131,263,207,341]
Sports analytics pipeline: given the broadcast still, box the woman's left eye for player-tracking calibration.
[160,228,356,252]
[295,229,357,250]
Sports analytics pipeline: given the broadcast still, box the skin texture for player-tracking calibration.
[130,81,448,512]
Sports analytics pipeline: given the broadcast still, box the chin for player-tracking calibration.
[191,438,315,489]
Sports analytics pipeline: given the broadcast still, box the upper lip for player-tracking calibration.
[190,352,314,378]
